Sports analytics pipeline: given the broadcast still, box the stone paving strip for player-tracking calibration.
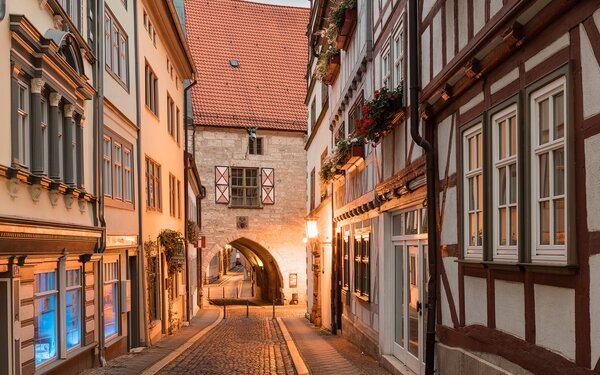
[281,317,392,375]
[81,308,221,375]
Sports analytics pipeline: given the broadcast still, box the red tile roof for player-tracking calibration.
[184,0,309,132]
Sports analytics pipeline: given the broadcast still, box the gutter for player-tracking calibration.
[133,0,147,347]
[183,80,198,320]
[95,0,107,366]
[408,1,438,374]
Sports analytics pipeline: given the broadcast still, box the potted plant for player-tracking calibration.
[329,0,358,50]
[334,133,365,170]
[355,84,405,145]
[317,47,341,85]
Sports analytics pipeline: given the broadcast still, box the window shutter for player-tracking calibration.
[261,168,274,205]
[215,166,229,204]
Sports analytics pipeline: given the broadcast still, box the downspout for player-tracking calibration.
[408,1,438,374]
[132,0,147,346]
[95,0,107,366]
[183,80,198,321]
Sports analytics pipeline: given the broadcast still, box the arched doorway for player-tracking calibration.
[204,237,286,304]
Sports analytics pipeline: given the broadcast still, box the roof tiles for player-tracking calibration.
[184,0,309,132]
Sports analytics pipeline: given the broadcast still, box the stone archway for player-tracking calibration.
[201,231,304,304]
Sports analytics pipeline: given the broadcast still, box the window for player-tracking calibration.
[58,0,82,30]
[462,124,483,259]
[34,271,58,366]
[492,106,518,260]
[41,97,49,175]
[310,100,317,132]
[145,64,158,115]
[381,46,391,89]
[143,9,157,45]
[114,142,123,199]
[392,24,404,87]
[103,262,119,340]
[167,94,175,138]
[353,234,370,298]
[249,137,263,155]
[176,107,181,145]
[309,168,315,211]
[16,80,30,168]
[105,9,128,86]
[65,269,82,350]
[146,157,161,211]
[103,137,112,196]
[177,179,181,218]
[342,234,349,288]
[348,93,364,135]
[321,82,329,106]
[124,149,132,202]
[320,147,328,198]
[531,77,567,262]
[169,173,177,217]
[104,132,133,204]
[230,167,260,208]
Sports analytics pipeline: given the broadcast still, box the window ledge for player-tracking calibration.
[35,342,97,375]
[353,292,370,303]
[456,259,578,275]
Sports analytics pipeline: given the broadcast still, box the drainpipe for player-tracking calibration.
[408,1,437,374]
[183,80,197,320]
[132,0,147,347]
[95,0,107,365]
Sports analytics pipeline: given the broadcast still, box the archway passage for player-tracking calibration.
[205,237,285,305]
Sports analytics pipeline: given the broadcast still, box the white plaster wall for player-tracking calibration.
[457,0,468,50]
[473,0,485,35]
[442,257,459,327]
[421,26,431,87]
[579,23,600,119]
[585,133,600,232]
[460,92,484,114]
[440,187,458,245]
[437,115,456,178]
[524,33,569,72]
[591,254,600,367]
[494,280,525,339]
[534,284,575,360]
[464,276,487,326]
[490,68,519,94]
[432,12,443,77]
[421,0,436,20]
[445,0,456,63]
[490,0,503,19]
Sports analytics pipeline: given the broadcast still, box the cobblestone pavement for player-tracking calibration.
[158,306,305,375]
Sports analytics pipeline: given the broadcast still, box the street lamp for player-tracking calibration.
[305,219,318,239]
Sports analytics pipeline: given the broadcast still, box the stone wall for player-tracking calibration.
[191,127,307,304]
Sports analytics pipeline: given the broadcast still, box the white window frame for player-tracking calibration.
[392,20,404,88]
[530,76,567,263]
[103,137,112,196]
[381,44,391,89]
[492,105,518,261]
[65,268,82,352]
[114,142,123,200]
[17,81,30,168]
[124,148,132,202]
[462,123,483,259]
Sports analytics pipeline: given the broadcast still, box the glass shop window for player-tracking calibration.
[34,271,58,366]
[66,269,82,350]
[103,261,119,340]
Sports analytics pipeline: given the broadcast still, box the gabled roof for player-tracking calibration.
[184,0,309,132]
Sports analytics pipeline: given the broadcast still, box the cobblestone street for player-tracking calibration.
[158,307,304,375]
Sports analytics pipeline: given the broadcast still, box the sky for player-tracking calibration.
[249,0,309,7]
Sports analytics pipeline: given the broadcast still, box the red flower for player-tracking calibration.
[387,93,392,99]
[374,90,380,99]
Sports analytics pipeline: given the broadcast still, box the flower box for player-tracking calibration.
[339,145,365,170]
[336,8,358,50]
[323,54,341,85]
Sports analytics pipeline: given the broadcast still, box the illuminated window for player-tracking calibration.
[103,261,119,340]
[34,272,58,366]
[66,269,82,350]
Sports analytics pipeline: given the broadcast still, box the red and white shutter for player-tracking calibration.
[261,168,274,205]
[215,166,229,204]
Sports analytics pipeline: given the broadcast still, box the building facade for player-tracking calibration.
[309,0,600,374]
[184,0,308,305]
[0,0,195,373]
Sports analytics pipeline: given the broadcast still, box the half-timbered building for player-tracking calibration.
[420,0,600,373]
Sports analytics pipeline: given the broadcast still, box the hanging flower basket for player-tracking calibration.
[355,84,405,145]
[158,229,185,276]
[316,48,341,85]
[338,145,365,170]
[323,53,341,85]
